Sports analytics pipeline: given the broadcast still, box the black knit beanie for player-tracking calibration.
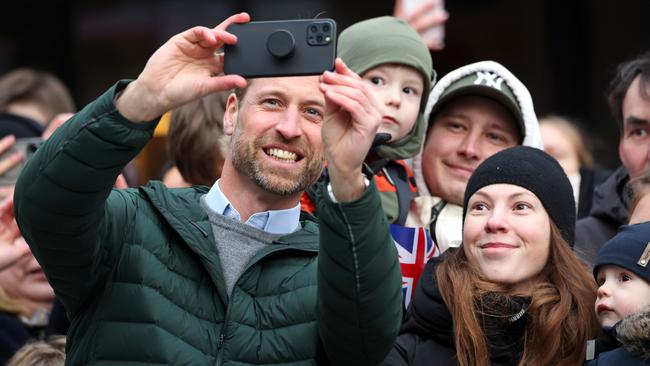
[463,146,576,245]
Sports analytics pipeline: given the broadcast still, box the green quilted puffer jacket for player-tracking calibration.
[14,81,403,365]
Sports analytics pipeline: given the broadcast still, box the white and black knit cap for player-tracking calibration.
[594,222,650,284]
[429,70,525,141]
[411,61,543,198]
[463,146,576,245]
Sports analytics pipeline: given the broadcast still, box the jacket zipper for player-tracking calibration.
[428,200,447,245]
[215,244,318,366]
[215,331,226,366]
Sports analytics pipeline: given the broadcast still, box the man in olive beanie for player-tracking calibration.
[302,16,434,226]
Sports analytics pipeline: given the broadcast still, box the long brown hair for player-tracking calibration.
[0,68,75,124]
[436,223,599,366]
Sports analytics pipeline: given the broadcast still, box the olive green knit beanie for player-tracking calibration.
[338,16,434,159]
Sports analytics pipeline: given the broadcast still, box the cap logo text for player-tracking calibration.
[474,71,504,90]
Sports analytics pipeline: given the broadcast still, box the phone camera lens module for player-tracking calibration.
[306,21,334,46]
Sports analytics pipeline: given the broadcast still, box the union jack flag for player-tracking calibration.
[390,224,439,308]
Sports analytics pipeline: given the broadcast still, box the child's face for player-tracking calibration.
[595,264,650,328]
[362,64,424,142]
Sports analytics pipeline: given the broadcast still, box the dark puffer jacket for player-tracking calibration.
[576,167,612,220]
[0,311,34,364]
[575,166,630,265]
[381,256,528,366]
[586,307,650,365]
[14,81,403,365]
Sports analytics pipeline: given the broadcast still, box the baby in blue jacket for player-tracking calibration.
[588,222,650,365]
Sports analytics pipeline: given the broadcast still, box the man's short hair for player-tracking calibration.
[607,52,650,131]
[233,78,252,103]
[0,68,75,125]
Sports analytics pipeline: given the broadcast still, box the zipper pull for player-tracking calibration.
[381,167,396,186]
[218,333,225,348]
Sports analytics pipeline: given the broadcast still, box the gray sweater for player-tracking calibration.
[201,197,283,295]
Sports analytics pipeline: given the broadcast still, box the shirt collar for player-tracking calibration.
[204,179,301,235]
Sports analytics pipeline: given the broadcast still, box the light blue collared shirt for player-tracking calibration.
[203,179,301,235]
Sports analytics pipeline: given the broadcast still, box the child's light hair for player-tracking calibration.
[6,336,66,366]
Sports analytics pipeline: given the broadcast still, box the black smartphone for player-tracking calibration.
[224,19,337,78]
[0,137,42,186]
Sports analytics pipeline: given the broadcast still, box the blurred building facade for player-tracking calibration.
[2,0,649,177]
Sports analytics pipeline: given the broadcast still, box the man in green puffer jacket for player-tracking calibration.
[13,13,402,365]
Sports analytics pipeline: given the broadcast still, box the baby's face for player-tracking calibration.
[595,264,650,328]
[361,64,424,142]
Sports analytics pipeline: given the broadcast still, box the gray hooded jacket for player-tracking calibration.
[408,61,543,252]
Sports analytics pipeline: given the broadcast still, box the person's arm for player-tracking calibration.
[13,82,153,315]
[316,59,403,365]
[380,333,418,366]
[13,13,251,315]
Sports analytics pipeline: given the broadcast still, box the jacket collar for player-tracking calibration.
[589,165,630,224]
[139,181,320,304]
[139,181,320,255]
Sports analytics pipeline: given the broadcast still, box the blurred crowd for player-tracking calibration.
[1,0,649,365]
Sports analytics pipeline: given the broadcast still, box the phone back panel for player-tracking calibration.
[0,137,42,186]
[224,19,337,78]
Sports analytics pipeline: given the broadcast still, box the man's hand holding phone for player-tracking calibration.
[116,13,250,123]
[115,13,339,123]
[320,58,382,202]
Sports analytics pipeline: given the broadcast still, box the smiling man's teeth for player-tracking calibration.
[267,148,297,162]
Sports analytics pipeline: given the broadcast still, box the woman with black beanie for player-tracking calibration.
[383,146,600,365]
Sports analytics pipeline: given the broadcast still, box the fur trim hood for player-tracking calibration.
[617,305,650,359]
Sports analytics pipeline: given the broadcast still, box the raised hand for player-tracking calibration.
[0,198,30,271]
[0,135,24,176]
[319,58,383,201]
[116,13,251,122]
[393,0,448,50]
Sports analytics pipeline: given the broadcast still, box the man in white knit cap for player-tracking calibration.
[408,61,543,253]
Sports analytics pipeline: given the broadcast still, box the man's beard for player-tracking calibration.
[230,127,323,196]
